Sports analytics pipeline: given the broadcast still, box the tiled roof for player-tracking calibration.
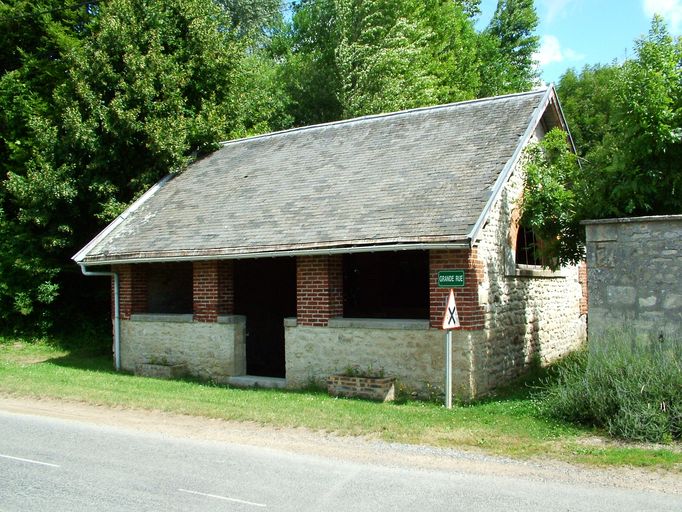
[76,89,552,264]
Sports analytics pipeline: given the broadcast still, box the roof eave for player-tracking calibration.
[79,240,472,266]
[72,174,174,263]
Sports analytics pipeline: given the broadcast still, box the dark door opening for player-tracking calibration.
[234,257,296,378]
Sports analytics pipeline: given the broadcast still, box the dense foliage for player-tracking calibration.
[522,16,682,267]
[0,0,542,332]
[538,331,682,443]
[281,0,539,124]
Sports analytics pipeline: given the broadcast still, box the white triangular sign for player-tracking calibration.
[442,289,460,330]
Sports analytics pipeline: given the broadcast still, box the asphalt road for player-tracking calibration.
[0,409,680,512]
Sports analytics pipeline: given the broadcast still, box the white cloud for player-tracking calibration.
[534,35,585,67]
[644,0,682,33]
[538,0,577,23]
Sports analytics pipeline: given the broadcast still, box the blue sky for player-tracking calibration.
[477,0,682,84]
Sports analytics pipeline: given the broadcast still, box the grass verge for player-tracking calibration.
[0,336,680,470]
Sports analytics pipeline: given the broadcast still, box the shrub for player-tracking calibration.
[538,329,682,443]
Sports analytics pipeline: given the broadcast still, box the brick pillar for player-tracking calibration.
[297,255,343,327]
[578,260,588,316]
[217,260,234,316]
[429,249,484,330]
[113,264,147,320]
[193,260,234,322]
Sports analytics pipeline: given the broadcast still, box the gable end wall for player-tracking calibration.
[472,144,586,394]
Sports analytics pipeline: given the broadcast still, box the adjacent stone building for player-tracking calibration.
[74,87,587,398]
[584,215,682,341]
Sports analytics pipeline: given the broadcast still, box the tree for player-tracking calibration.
[0,0,271,332]
[283,0,486,124]
[479,0,539,97]
[522,16,682,267]
[605,16,682,215]
[334,0,441,117]
[520,128,585,268]
[280,0,344,126]
[556,64,619,156]
[0,1,94,331]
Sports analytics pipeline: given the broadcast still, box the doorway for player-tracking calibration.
[233,257,296,378]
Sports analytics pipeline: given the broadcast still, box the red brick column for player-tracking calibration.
[429,249,484,330]
[297,255,343,326]
[193,260,234,322]
[112,264,147,320]
[578,260,588,316]
[217,260,234,316]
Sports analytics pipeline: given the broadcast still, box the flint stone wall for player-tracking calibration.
[471,155,586,393]
[120,314,246,382]
[284,318,488,398]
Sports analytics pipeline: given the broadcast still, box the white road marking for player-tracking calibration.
[0,453,60,468]
[179,488,266,507]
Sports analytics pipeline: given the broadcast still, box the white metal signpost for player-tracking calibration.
[442,289,460,409]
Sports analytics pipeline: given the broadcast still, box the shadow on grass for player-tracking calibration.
[44,348,119,374]
[39,344,565,411]
[43,349,332,400]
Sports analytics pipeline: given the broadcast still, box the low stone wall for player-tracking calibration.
[284,318,487,398]
[584,215,682,340]
[120,314,246,382]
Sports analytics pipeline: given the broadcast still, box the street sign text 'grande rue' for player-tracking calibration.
[437,269,465,288]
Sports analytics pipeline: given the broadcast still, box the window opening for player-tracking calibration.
[343,251,428,319]
[515,227,551,267]
[146,262,192,314]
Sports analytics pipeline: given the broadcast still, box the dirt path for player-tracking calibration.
[1,394,680,496]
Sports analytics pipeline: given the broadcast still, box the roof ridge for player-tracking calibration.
[219,88,549,148]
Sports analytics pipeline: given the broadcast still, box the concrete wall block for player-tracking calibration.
[120,317,245,382]
[585,215,682,339]
[607,285,636,306]
[285,325,485,399]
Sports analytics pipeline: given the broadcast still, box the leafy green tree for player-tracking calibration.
[520,128,585,267]
[522,16,682,267]
[280,0,344,125]
[420,0,481,105]
[284,0,486,123]
[605,16,682,215]
[479,0,539,97]
[556,64,619,156]
[0,0,283,332]
[334,0,440,117]
[0,1,93,331]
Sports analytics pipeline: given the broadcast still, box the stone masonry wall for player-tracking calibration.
[120,315,246,382]
[473,158,586,394]
[584,215,682,340]
[285,320,486,398]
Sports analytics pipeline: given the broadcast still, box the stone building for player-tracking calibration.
[74,87,587,398]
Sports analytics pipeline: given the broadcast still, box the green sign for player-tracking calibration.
[437,270,465,288]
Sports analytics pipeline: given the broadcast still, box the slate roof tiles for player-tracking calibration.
[76,89,551,264]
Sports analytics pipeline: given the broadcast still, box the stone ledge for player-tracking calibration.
[327,318,430,330]
[130,314,193,323]
[217,315,246,325]
[582,214,682,225]
[511,265,565,279]
[135,363,188,379]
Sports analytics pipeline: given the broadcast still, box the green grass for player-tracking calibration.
[0,336,680,470]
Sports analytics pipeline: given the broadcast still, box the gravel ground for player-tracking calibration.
[0,394,680,496]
